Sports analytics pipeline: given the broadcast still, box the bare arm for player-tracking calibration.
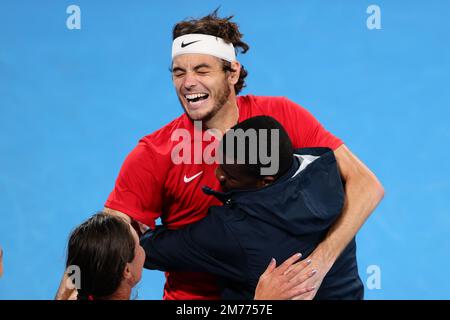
[288,144,384,298]
[316,144,384,262]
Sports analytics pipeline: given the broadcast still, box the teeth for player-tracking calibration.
[185,93,208,100]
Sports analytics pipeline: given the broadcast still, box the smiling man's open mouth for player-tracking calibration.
[185,93,209,104]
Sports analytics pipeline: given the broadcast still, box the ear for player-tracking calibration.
[123,263,132,281]
[215,167,226,182]
[228,61,241,86]
[257,176,276,188]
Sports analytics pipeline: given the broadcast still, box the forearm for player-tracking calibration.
[140,227,207,272]
[141,223,246,282]
[315,170,384,264]
[288,145,384,300]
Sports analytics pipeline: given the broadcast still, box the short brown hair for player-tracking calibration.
[173,9,249,95]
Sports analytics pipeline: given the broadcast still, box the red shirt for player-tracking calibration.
[105,95,343,300]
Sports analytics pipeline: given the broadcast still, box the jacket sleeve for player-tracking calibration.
[140,211,248,283]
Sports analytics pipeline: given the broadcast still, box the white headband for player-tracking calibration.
[172,34,236,62]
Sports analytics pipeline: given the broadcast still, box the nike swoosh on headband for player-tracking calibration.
[181,40,201,48]
[172,34,236,62]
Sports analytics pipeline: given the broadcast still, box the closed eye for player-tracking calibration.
[173,71,185,78]
[171,66,186,78]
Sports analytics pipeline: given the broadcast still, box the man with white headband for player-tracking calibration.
[102,10,384,300]
[172,34,237,63]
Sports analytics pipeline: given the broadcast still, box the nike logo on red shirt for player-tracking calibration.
[183,171,203,183]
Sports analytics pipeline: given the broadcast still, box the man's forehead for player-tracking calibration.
[172,53,222,68]
[221,162,247,175]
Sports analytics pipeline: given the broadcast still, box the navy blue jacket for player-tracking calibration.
[140,147,364,300]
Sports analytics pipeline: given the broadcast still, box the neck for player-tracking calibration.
[107,282,132,300]
[204,93,239,135]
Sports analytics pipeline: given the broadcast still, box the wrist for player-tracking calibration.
[312,241,338,271]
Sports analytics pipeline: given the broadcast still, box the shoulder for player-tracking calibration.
[208,205,245,224]
[238,94,310,117]
[238,94,288,110]
[140,113,190,150]
[238,94,317,135]
[121,114,190,172]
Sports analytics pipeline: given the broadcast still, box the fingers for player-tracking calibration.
[261,258,277,278]
[289,267,317,286]
[273,253,302,276]
[284,257,312,277]
[289,285,316,300]
[287,269,319,300]
[68,289,79,300]
[282,266,317,292]
[258,258,276,281]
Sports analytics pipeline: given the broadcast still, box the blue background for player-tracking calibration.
[1,0,449,300]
